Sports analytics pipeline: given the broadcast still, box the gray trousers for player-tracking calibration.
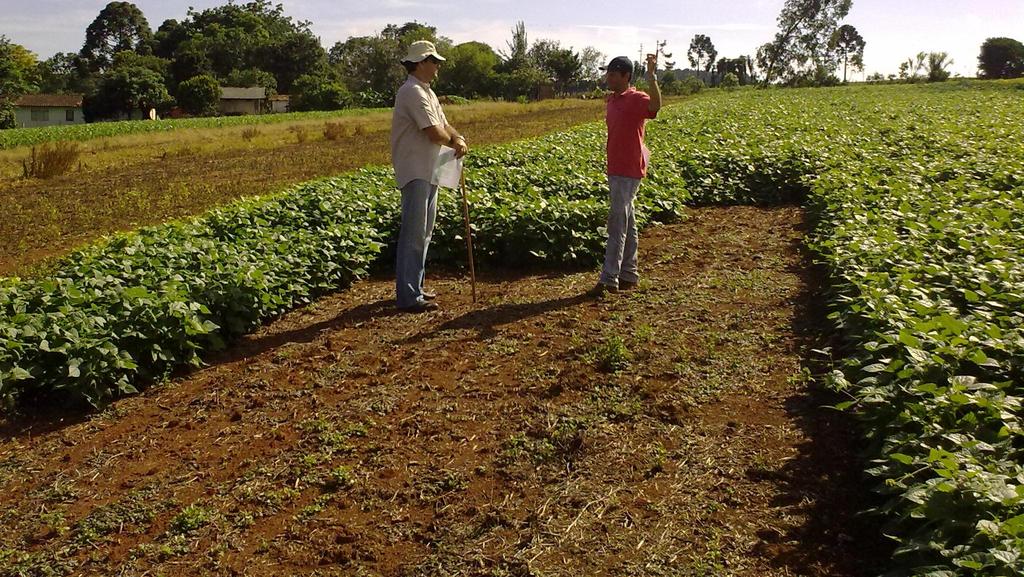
[600,175,641,287]
[395,179,438,308]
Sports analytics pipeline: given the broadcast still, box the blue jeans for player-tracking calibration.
[396,179,439,308]
[600,175,641,287]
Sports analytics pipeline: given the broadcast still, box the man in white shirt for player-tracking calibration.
[391,40,469,313]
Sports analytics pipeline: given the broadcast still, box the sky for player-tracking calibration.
[2,0,1022,79]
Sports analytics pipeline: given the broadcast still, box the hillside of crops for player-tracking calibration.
[1,81,1022,574]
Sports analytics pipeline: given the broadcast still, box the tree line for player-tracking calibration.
[0,1,613,126]
[2,0,1024,128]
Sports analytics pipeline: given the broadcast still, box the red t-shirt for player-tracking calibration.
[606,87,657,179]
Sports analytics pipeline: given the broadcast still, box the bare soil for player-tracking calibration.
[0,205,890,576]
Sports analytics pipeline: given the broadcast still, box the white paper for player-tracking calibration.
[432,148,463,189]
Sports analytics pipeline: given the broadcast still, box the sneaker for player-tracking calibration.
[619,279,639,291]
[588,282,618,297]
[398,300,439,314]
[421,290,437,301]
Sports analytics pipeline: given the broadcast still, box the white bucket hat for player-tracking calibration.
[402,40,446,63]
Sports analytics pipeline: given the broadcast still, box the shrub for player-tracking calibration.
[22,141,81,179]
[681,76,705,95]
[292,75,351,111]
[176,75,222,117]
[322,122,348,141]
[354,89,390,109]
[0,98,14,129]
[289,125,308,143]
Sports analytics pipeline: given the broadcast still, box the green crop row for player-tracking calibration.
[648,84,1023,575]
[0,124,689,410]
[1,82,1022,575]
[0,107,387,150]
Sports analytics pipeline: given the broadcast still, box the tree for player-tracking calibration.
[291,73,350,111]
[157,2,328,94]
[899,51,927,81]
[170,38,214,89]
[529,40,582,93]
[330,34,404,95]
[0,37,38,128]
[495,66,547,101]
[86,66,169,120]
[0,36,40,97]
[111,51,171,83]
[687,35,718,74]
[225,68,278,94]
[492,21,549,100]
[547,48,583,93]
[0,99,13,129]
[176,74,221,116]
[579,47,605,83]
[329,22,449,96]
[978,37,1024,79]
[715,56,753,85]
[434,41,499,98]
[927,52,953,82]
[153,19,187,60]
[254,31,326,93]
[81,2,153,72]
[760,0,853,86]
[722,72,740,90]
[499,21,531,71]
[37,52,92,93]
[830,24,865,83]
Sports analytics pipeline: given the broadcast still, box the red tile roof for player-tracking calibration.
[14,94,84,108]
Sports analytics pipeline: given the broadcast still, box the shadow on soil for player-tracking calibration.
[404,292,592,342]
[756,210,894,576]
[0,266,585,440]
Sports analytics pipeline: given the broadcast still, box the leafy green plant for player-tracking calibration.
[591,336,633,373]
[168,505,212,535]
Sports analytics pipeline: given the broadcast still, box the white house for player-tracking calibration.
[270,94,290,114]
[220,87,266,116]
[14,94,85,128]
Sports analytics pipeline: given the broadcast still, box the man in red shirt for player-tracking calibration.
[592,54,661,295]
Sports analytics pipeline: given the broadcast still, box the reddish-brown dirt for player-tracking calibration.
[0,206,890,577]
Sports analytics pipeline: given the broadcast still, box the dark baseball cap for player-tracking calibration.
[600,56,633,74]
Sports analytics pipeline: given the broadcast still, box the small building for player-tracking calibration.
[13,94,85,128]
[270,94,290,114]
[219,87,267,116]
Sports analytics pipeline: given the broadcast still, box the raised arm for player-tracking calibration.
[646,53,662,114]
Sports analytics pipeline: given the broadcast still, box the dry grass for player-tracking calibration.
[0,97,656,276]
[21,142,81,180]
[288,125,308,144]
[322,121,348,141]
